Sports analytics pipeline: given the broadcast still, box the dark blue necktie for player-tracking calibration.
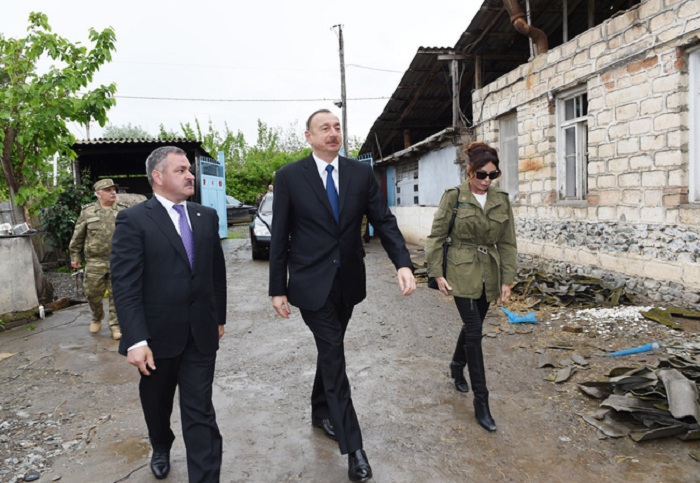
[325,164,339,223]
[173,204,195,267]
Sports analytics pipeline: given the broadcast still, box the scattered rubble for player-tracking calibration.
[512,268,635,308]
[0,409,76,482]
[576,357,700,442]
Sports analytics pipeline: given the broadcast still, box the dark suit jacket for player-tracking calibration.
[269,155,412,311]
[111,197,227,358]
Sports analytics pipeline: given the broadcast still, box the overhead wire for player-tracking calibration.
[114,95,390,102]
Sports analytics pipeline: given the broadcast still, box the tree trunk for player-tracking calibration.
[1,127,25,224]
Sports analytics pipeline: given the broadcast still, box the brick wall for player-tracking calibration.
[471,0,700,308]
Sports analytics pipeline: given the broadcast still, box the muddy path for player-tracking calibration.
[1,234,698,482]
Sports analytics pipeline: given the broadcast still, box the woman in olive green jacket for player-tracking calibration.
[425,142,517,431]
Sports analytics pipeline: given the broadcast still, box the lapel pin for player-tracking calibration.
[197,212,201,217]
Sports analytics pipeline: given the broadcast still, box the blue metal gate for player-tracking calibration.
[197,152,227,239]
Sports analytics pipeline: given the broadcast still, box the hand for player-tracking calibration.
[397,267,416,296]
[127,345,156,376]
[497,284,512,304]
[436,276,452,296]
[272,295,291,318]
[70,261,81,270]
[218,325,225,340]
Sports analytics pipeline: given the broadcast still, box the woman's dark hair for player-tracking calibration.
[465,142,500,174]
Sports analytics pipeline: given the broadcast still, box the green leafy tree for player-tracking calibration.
[347,135,364,159]
[102,123,151,139]
[0,12,117,222]
[162,118,368,204]
[222,121,310,204]
[172,119,247,167]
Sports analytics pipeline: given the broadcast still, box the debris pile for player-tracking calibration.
[547,306,679,339]
[511,268,635,308]
[577,352,700,442]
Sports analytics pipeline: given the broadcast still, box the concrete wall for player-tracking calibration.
[393,205,438,248]
[467,0,700,307]
[0,236,39,313]
[385,146,464,247]
[418,146,463,206]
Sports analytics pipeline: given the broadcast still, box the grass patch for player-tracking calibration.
[227,225,249,239]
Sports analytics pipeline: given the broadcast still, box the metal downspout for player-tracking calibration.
[502,0,548,55]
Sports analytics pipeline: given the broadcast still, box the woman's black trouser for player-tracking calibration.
[452,288,497,430]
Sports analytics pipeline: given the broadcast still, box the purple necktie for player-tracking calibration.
[173,204,194,267]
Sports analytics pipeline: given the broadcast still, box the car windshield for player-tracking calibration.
[259,194,273,215]
[226,196,242,206]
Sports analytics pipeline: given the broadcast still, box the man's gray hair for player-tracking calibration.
[145,146,186,186]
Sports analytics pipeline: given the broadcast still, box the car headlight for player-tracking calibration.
[253,223,271,237]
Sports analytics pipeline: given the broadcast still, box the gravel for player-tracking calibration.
[43,271,84,301]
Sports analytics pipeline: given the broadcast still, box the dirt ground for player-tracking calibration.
[1,232,699,483]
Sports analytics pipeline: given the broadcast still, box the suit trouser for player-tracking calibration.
[300,273,362,455]
[138,335,222,483]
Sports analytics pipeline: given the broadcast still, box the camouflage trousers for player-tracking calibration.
[83,267,119,330]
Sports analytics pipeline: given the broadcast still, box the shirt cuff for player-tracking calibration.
[127,340,148,352]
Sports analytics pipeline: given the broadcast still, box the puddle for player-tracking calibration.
[109,436,150,461]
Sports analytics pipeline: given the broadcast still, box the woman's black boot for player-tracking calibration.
[465,340,497,431]
[449,361,470,393]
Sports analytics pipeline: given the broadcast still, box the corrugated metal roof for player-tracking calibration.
[73,137,196,145]
[360,0,640,160]
[71,138,215,198]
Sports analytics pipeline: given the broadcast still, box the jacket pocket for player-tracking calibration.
[488,213,508,224]
[447,248,475,266]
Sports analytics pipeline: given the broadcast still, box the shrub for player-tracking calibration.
[41,178,94,261]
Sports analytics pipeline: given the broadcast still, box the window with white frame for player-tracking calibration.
[395,160,418,206]
[556,88,588,200]
[689,48,700,202]
[499,112,519,201]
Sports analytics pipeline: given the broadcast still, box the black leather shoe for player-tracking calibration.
[311,416,337,441]
[450,361,470,393]
[150,451,170,480]
[348,449,372,482]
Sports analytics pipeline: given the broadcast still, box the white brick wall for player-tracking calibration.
[465,0,700,301]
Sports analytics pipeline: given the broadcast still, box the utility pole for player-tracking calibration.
[333,24,349,156]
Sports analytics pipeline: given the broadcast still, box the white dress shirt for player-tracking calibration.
[154,193,192,233]
[313,153,340,195]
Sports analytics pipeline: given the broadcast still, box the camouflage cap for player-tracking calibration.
[93,179,118,191]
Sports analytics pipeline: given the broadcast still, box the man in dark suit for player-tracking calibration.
[111,146,226,482]
[269,109,416,482]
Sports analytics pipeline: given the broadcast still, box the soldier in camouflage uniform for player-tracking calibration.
[69,179,128,340]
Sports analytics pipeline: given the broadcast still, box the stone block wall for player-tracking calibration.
[471,0,700,308]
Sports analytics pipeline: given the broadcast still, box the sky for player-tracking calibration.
[1,0,480,146]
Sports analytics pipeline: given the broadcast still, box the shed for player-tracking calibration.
[71,138,228,238]
[71,138,214,200]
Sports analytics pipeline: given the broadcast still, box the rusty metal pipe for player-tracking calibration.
[503,0,548,55]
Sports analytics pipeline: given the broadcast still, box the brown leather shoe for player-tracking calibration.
[89,321,101,334]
